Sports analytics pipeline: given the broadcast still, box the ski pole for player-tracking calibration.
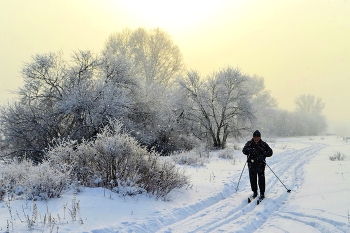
[235,161,247,192]
[265,162,291,193]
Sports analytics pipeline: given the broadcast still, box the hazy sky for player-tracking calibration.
[1,0,350,135]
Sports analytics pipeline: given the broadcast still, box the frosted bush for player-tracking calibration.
[24,161,71,200]
[329,151,346,161]
[0,160,71,201]
[1,118,190,200]
[46,138,77,165]
[46,119,190,198]
[138,154,190,199]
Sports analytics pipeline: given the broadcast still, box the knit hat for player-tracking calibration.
[253,130,261,137]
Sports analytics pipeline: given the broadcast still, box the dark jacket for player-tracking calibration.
[242,138,273,163]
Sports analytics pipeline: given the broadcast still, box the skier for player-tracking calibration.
[242,130,273,200]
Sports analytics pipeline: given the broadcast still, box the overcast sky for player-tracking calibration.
[1,0,349,135]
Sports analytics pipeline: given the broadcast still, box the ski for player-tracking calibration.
[247,195,257,203]
[257,196,264,205]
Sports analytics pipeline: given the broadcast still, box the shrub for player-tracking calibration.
[0,160,71,201]
[138,154,190,199]
[47,119,190,198]
[329,151,346,161]
[46,139,97,187]
[24,161,71,200]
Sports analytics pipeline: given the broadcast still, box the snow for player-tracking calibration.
[1,136,349,232]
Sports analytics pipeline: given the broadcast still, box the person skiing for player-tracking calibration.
[242,130,273,200]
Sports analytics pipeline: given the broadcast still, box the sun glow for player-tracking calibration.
[117,0,227,29]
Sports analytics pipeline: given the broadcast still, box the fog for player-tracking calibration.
[1,0,349,135]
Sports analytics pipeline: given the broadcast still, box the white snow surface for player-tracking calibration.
[1,136,350,232]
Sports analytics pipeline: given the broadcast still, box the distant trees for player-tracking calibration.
[294,94,325,114]
[262,108,327,137]
[260,94,327,137]
[292,94,327,135]
[103,28,185,85]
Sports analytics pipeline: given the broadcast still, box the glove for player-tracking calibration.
[247,148,255,155]
[259,153,266,162]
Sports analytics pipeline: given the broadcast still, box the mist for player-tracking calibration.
[1,0,350,136]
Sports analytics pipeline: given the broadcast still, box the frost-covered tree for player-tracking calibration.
[178,67,255,149]
[101,28,190,154]
[58,50,136,141]
[294,94,325,114]
[1,29,193,160]
[0,50,138,162]
[129,82,197,155]
[1,52,67,161]
[103,27,185,85]
[247,75,277,114]
[246,75,278,135]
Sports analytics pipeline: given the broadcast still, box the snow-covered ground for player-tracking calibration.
[1,136,349,232]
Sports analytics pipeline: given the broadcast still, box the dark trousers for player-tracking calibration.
[248,162,266,194]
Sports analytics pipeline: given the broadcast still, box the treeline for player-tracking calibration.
[0,28,328,160]
[258,109,327,137]
[0,28,272,162]
[0,28,327,199]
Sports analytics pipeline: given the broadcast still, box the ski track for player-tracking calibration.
[272,212,349,233]
[109,141,339,233]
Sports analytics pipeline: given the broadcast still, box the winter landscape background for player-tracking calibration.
[1,135,349,232]
[0,1,350,233]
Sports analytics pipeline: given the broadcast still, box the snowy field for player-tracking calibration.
[1,136,349,232]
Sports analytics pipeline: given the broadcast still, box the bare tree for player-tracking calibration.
[1,52,67,161]
[294,94,325,114]
[178,67,254,149]
[103,27,185,85]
